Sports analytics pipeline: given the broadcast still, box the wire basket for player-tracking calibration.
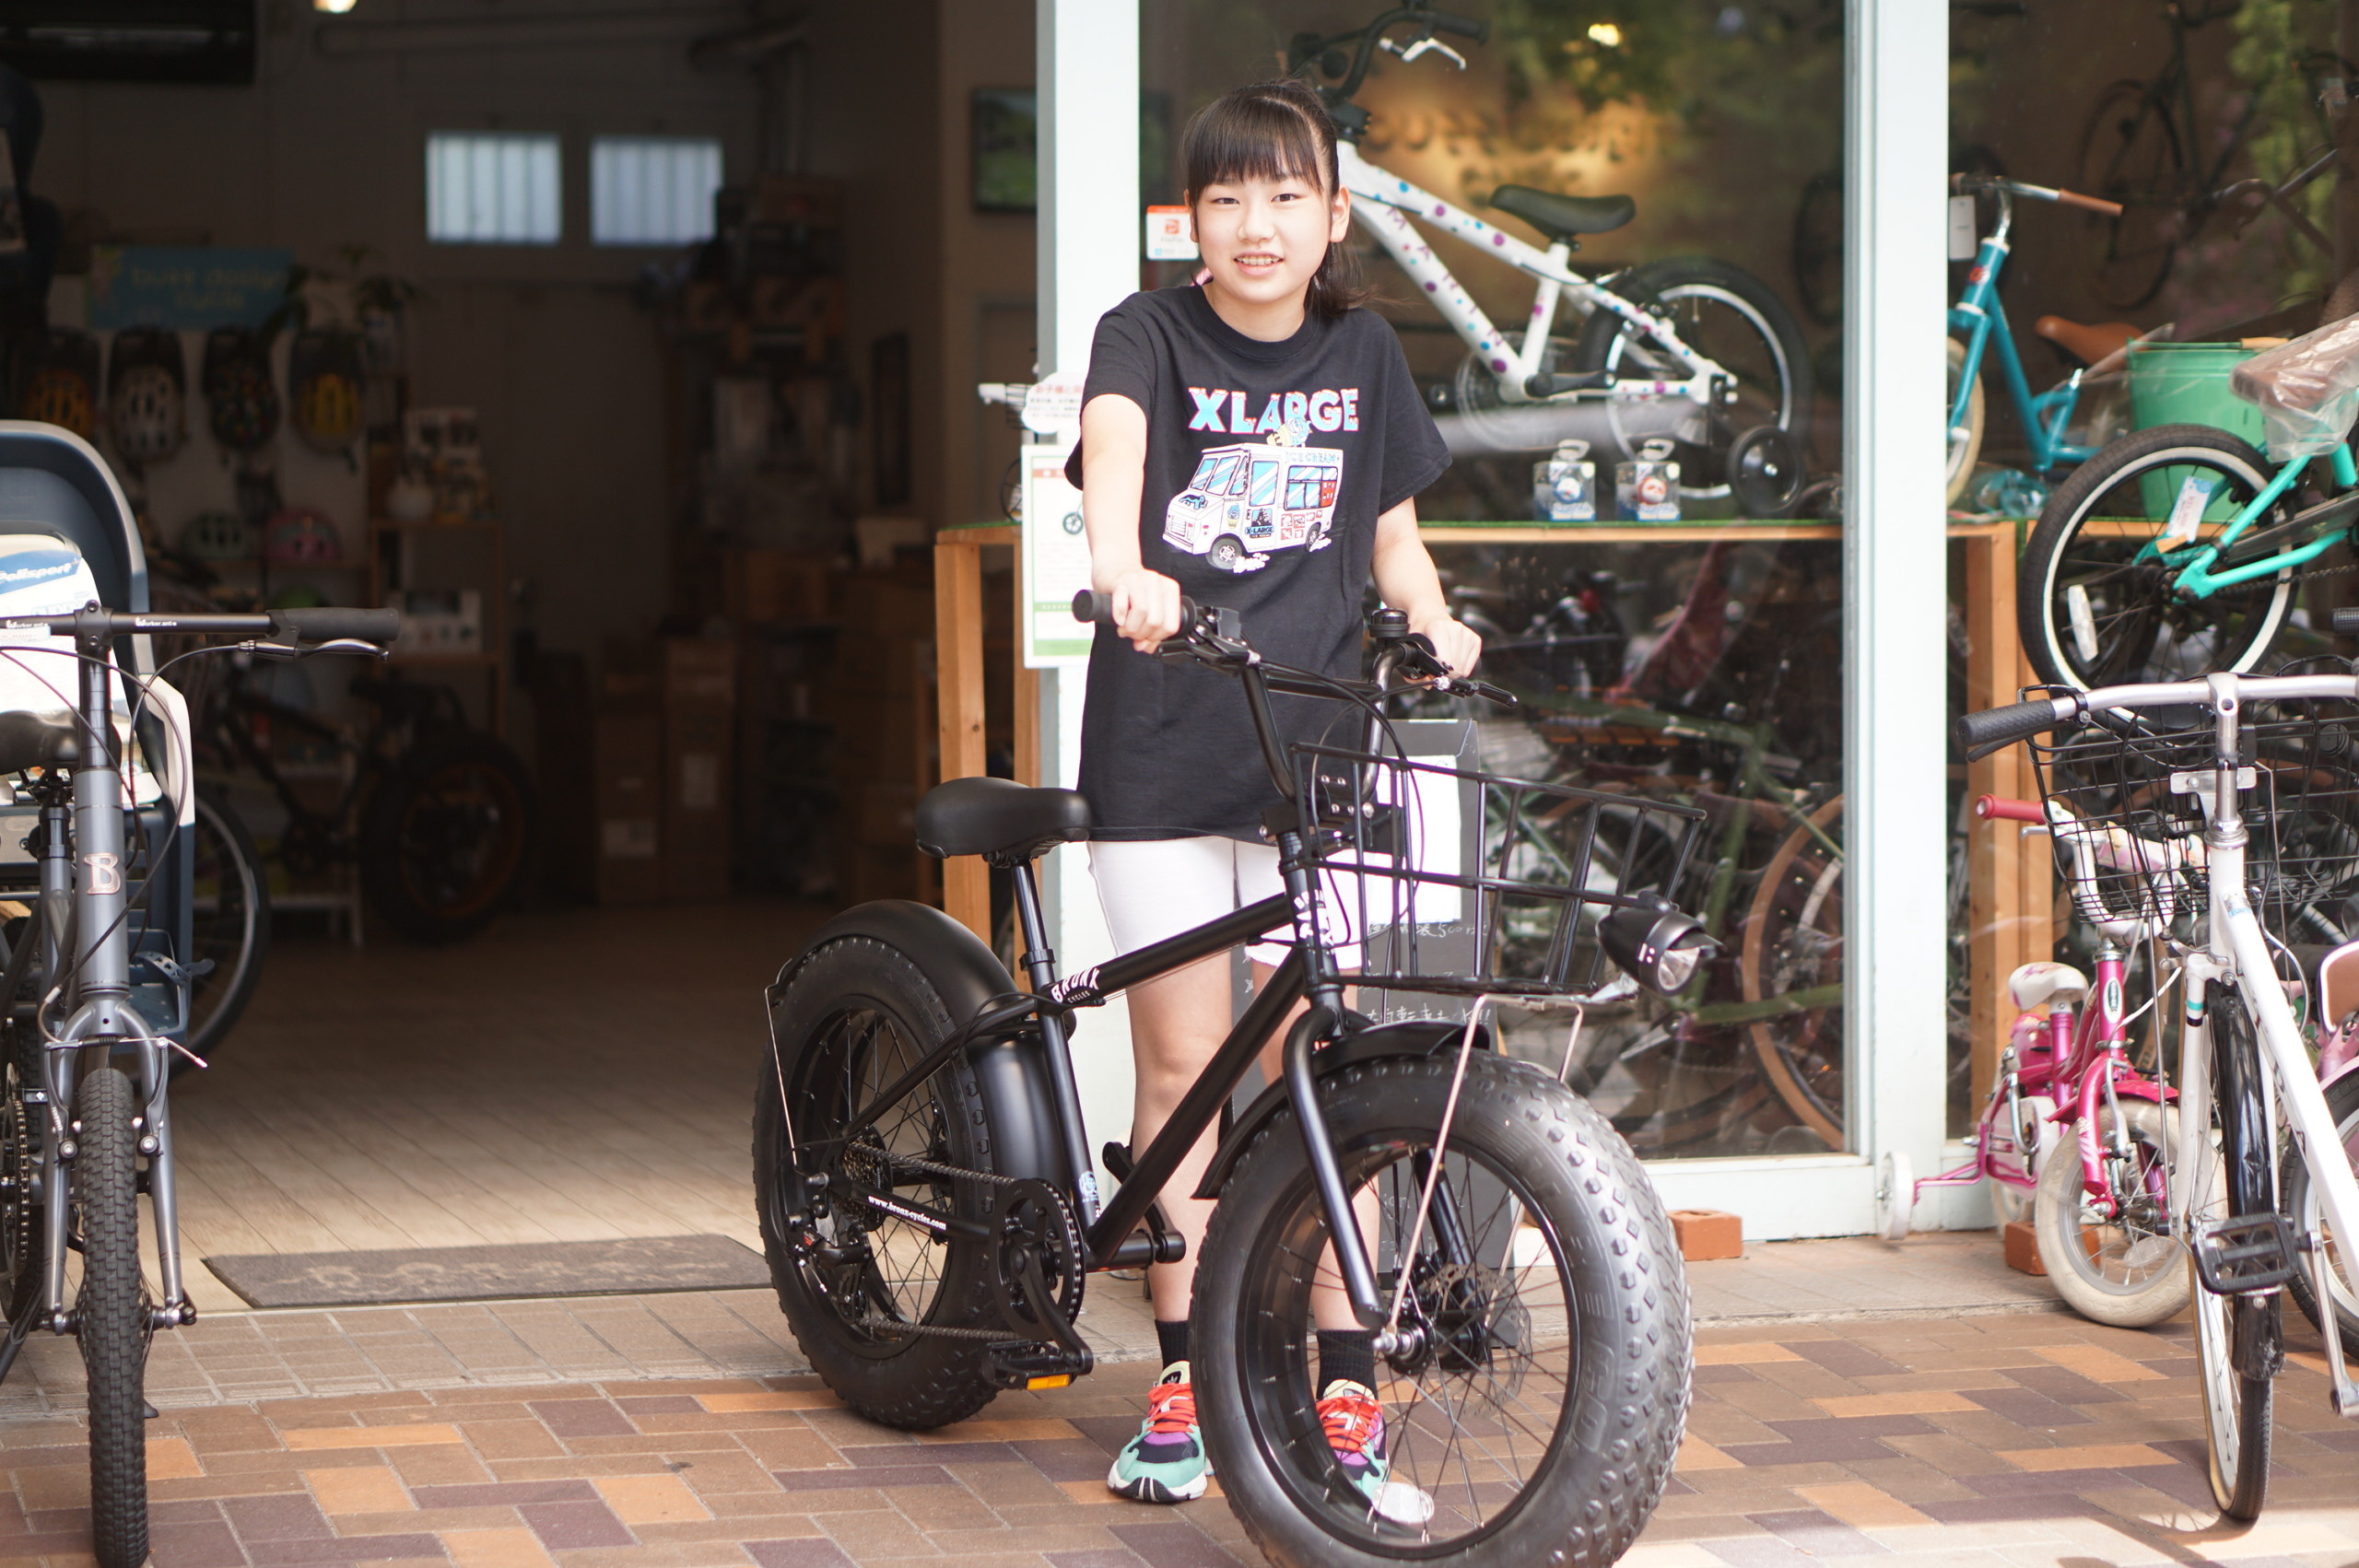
[1287,741,1708,998]
[2030,688,2359,940]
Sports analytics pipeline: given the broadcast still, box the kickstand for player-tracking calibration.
[2304,1229,2359,1417]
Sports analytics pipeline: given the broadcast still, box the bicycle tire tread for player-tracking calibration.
[76,1066,147,1568]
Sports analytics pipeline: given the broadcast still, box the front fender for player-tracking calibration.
[1192,1018,1492,1200]
[769,899,1069,1186]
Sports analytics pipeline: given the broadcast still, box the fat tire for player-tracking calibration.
[358,731,535,944]
[2018,425,2289,691]
[1572,256,1813,498]
[182,789,269,1067]
[757,936,1000,1430]
[2032,1099,2190,1328]
[2283,1071,2359,1344]
[75,1066,148,1568]
[1194,1051,1689,1568]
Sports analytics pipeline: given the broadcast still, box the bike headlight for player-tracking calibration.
[1601,894,1716,996]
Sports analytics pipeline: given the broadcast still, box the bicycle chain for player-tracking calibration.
[841,1159,1073,1347]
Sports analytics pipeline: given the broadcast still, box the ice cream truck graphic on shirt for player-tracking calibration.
[1163,436,1343,573]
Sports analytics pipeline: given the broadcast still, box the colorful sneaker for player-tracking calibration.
[1319,1378,1390,1506]
[1108,1363,1209,1504]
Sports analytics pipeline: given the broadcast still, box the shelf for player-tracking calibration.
[370,518,502,532]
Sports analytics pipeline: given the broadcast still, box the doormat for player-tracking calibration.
[205,1234,774,1309]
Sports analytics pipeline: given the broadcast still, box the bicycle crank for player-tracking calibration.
[988,1178,1091,1389]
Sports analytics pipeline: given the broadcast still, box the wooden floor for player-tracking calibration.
[159,899,828,1314]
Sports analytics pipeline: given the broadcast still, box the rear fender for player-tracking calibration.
[769,899,1068,1187]
[1192,1018,1493,1200]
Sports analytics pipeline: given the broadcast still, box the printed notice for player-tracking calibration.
[1022,443,1093,667]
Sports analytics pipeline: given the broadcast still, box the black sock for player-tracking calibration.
[1317,1328,1377,1394]
[1156,1318,1191,1370]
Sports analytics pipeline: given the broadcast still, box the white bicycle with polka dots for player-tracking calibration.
[1292,6,1816,509]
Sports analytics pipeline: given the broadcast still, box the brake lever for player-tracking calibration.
[1381,33,1466,68]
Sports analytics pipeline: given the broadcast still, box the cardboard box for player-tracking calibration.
[839,576,934,639]
[665,638,738,711]
[665,705,734,861]
[1669,1210,1743,1262]
[594,714,663,905]
[726,551,839,623]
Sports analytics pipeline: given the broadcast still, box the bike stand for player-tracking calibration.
[2301,1229,2359,1418]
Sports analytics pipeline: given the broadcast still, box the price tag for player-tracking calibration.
[2160,473,2215,550]
[1146,205,1199,261]
[1021,443,1093,668]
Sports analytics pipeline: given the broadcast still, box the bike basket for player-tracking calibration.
[2030,693,2359,935]
[1286,742,1708,999]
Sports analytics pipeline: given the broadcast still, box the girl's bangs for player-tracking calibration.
[1183,93,1328,194]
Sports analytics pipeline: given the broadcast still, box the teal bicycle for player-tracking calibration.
[2019,354,2359,691]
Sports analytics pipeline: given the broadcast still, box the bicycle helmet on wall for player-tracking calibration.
[181,510,252,561]
[290,327,366,455]
[262,507,340,563]
[202,325,279,453]
[21,364,89,435]
[106,324,186,465]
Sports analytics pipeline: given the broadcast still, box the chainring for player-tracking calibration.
[0,1080,29,1291]
[992,1177,1086,1338]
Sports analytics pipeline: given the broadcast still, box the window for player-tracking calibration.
[591,136,722,246]
[1249,461,1276,508]
[427,133,560,245]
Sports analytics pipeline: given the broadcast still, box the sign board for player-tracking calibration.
[1145,205,1198,261]
[88,246,293,331]
[1021,374,1084,437]
[1021,442,1093,667]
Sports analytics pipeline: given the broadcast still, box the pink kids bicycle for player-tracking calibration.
[1897,792,2195,1328]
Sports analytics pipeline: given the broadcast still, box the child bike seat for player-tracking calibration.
[916,775,1091,865]
[2008,960,2088,1012]
[1488,185,1636,241]
[2032,316,2138,368]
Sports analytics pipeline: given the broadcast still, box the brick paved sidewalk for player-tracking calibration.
[3,1306,2356,1568]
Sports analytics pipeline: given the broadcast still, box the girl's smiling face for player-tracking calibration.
[1190,170,1351,319]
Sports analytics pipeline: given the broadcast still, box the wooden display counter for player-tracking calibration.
[933,520,2050,1111]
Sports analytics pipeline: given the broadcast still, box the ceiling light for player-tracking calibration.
[315,0,358,13]
[1587,21,1622,47]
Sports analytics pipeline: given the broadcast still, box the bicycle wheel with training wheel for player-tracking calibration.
[756,936,1002,1429]
[182,789,269,1065]
[1744,799,1844,1149]
[1193,1049,1688,1568]
[2019,425,2292,692]
[2192,986,2273,1521]
[1572,257,1813,502]
[2032,1099,2190,1328]
[2283,1071,2359,1349]
[1946,337,1985,507]
[2075,79,2185,310]
[358,731,534,944]
[74,1065,149,1568]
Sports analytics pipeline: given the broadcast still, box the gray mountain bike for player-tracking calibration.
[0,603,397,1568]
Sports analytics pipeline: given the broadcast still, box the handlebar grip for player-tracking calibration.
[1073,590,1114,626]
[2052,187,2124,217]
[1975,794,2047,825]
[1954,697,2072,761]
[273,607,403,645]
[2334,606,2359,637]
[1426,10,1488,41]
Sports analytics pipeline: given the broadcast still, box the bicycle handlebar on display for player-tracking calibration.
[1292,4,1492,106]
[0,603,401,649]
[1958,673,2359,759]
[1974,794,2047,825]
[1952,172,2123,217]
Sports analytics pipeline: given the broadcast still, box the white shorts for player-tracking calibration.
[1089,837,1363,969]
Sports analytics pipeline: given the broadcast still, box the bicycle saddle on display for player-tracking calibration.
[0,708,78,774]
[2006,960,2087,1012]
[1488,185,1635,241]
[2033,316,2139,368]
[915,775,1091,865]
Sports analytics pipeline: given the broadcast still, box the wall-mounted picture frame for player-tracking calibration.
[972,88,1037,213]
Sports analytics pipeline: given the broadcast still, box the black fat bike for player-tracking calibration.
[757,594,1710,1567]
[0,603,398,1568]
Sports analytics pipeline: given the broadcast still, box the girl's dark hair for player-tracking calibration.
[1180,78,1372,318]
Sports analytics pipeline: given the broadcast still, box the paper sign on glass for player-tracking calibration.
[1022,443,1094,668]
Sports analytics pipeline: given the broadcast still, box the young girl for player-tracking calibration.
[1067,78,1480,1506]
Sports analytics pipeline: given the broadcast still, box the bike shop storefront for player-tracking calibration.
[1011,0,1951,1242]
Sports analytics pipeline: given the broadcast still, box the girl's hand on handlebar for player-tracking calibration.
[1413,613,1482,678]
[1108,568,1185,652]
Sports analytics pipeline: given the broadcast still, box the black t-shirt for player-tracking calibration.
[1069,285,1449,841]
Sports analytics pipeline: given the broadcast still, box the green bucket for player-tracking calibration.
[2129,341,2264,519]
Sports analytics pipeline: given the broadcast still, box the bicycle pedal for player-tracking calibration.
[2191,1211,2300,1295]
[985,1339,1093,1391]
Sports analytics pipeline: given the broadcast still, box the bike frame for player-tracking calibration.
[2131,444,2359,599]
[1336,141,1731,411]
[1949,190,2096,477]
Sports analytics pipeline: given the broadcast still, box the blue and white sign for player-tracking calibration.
[88,246,293,331]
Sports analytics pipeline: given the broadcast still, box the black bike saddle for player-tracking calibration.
[1490,185,1637,242]
[0,709,80,774]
